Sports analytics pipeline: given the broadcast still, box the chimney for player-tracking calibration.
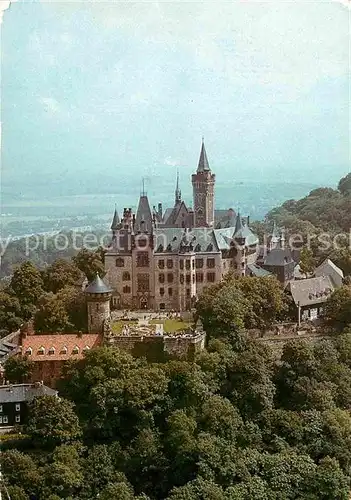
[247,216,250,226]
[158,203,163,218]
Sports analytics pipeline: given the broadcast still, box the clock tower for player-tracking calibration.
[192,139,215,227]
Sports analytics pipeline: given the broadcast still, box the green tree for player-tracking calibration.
[10,261,44,311]
[25,395,82,448]
[42,259,83,293]
[34,292,72,333]
[72,248,105,282]
[167,478,225,500]
[0,291,22,334]
[325,285,351,330]
[338,172,351,196]
[4,355,34,383]
[2,450,42,497]
[299,246,316,278]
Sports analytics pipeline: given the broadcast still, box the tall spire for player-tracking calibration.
[197,138,210,172]
[141,178,146,196]
[175,169,181,205]
[110,205,120,230]
[234,212,243,235]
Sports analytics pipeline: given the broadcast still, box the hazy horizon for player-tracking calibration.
[1,1,349,203]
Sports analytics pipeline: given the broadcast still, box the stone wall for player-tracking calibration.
[106,331,206,361]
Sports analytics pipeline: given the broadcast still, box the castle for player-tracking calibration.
[104,140,259,311]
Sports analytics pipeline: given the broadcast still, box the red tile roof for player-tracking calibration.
[20,334,102,361]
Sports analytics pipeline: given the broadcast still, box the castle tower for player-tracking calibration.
[111,206,120,240]
[85,274,112,334]
[192,139,215,227]
[175,169,181,205]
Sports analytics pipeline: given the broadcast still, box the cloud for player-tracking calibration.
[0,0,16,24]
[164,157,182,167]
[39,97,61,115]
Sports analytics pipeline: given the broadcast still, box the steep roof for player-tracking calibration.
[287,276,334,307]
[111,208,120,229]
[135,195,153,232]
[263,248,295,267]
[247,264,273,278]
[154,227,219,254]
[214,209,236,228]
[85,274,112,294]
[315,258,344,287]
[197,140,211,172]
[0,383,57,403]
[21,334,102,362]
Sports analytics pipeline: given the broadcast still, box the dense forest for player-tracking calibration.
[1,173,351,499]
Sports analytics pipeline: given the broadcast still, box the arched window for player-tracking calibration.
[122,271,131,281]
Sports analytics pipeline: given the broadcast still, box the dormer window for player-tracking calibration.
[61,346,68,355]
[72,346,80,355]
[25,347,32,356]
[83,346,90,352]
[38,346,45,355]
[48,347,55,355]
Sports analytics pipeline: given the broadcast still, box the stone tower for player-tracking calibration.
[85,274,112,334]
[192,139,215,227]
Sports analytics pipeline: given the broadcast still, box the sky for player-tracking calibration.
[1,0,349,199]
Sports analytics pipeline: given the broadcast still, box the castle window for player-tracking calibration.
[72,346,80,355]
[15,403,20,412]
[180,275,184,284]
[166,259,173,269]
[196,272,204,283]
[0,405,2,413]
[137,274,150,292]
[192,275,195,283]
[166,243,172,252]
[116,257,124,267]
[186,289,190,297]
[123,285,131,293]
[38,346,45,355]
[160,303,165,310]
[25,347,32,356]
[196,258,204,269]
[180,260,184,270]
[206,243,213,252]
[137,252,149,267]
[156,244,164,253]
[192,260,195,269]
[167,273,174,283]
[122,271,131,281]
[3,416,8,424]
[158,260,164,269]
[160,287,165,296]
[48,347,55,355]
[186,274,191,284]
[15,415,21,423]
[136,237,147,248]
[96,303,100,311]
[207,272,216,283]
[207,258,215,268]
[168,287,173,296]
[159,273,165,284]
[185,260,191,270]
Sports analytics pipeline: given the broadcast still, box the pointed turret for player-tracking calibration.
[175,169,181,205]
[110,206,120,230]
[197,138,211,172]
[234,212,243,235]
[135,193,153,233]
